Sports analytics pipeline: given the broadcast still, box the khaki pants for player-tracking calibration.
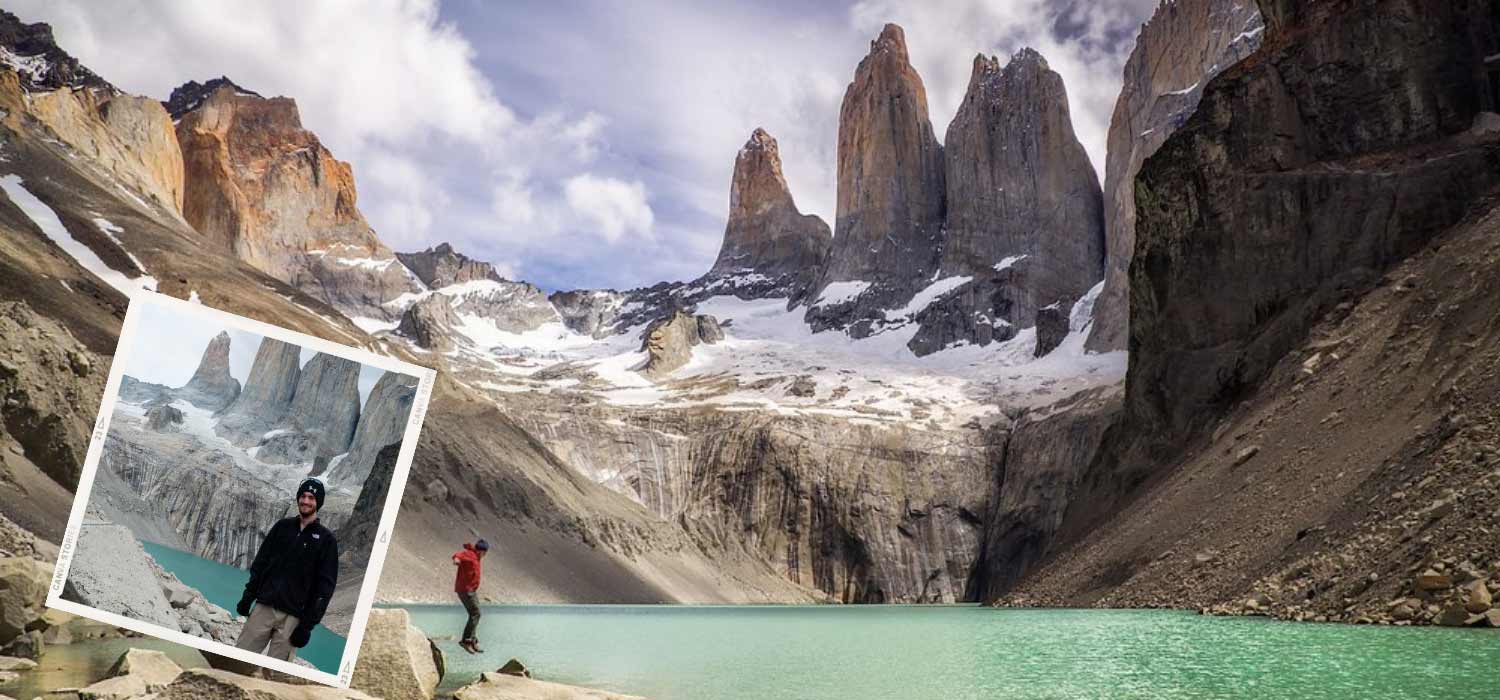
[235,603,301,662]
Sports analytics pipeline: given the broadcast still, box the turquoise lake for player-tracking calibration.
[139,541,345,675]
[401,604,1500,700]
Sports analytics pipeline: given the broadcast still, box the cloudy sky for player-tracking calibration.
[14,0,1156,292]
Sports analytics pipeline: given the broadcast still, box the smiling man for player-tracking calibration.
[233,477,340,663]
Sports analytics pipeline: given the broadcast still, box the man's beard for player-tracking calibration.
[299,503,316,517]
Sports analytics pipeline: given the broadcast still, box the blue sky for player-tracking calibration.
[15,0,1156,292]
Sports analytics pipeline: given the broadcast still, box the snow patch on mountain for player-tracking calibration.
[1,175,158,295]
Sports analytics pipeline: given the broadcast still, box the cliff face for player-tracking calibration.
[1126,0,1500,449]
[326,371,417,486]
[280,352,361,461]
[910,50,1105,355]
[982,0,1500,617]
[707,129,831,297]
[1086,0,1265,352]
[808,24,946,334]
[27,90,186,217]
[172,79,418,320]
[215,337,301,447]
[0,12,184,218]
[512,404,993,603]
[965,387,1121,601]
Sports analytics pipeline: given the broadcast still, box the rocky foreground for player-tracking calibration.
[1,513,632,700]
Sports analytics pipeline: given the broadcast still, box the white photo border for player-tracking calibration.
[45,290,437,688]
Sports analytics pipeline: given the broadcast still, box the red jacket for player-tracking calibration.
[453,543,482,593]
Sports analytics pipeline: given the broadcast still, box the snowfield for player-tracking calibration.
[428,276,1124,431]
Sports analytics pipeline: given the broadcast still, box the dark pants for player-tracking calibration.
[458,591,481,642]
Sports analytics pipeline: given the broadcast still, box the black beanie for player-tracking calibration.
[297,477,326,511]
[475,539,489,551]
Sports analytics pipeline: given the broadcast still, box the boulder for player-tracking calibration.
[144,404,184,432]
[0,556,53,644]
[1417,569,1452,591]
[1033,303,1069,358]
[637,311,723,378]
[496,658,530,678]
[1437,604,1471,627]
[158,669,379,699]
[0,656,37,671]
[1,630,41,660]
[453,672,644,700]
[106,648,182,688]
[349,609,441,700]
[1466,581,1492,613]
[73,672,148,699]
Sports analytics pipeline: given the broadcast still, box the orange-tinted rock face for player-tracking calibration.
[174,82,417,319]
[26,89,186,217]
[708,128,830,294]
[819,24,946,294]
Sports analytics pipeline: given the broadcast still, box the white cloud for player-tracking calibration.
[849,0,1157,184]
[10,0,604,255]
[13,0,1161,294]
[564,174,654,243]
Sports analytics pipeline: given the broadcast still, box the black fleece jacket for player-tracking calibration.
[243,516,339,628]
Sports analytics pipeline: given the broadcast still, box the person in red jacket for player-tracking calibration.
[452,539,488,654]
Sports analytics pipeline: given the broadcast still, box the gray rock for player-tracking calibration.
[177,332,241,411]
[105,648,182,688]
[1124,0,1500,448]
[932,49,1103,356]
[144,404,183,432]
[283,352,362,460]
[1086,0,1264,352]
[349,609,440,700]
[1033,302,1070,358]
[396,242,503,288]
[215,338,301,447]
[60,523,178,630]
[395,295,458,352]
[0,556,52,645]
[325,372,418,486]
[548,289,626,339]
[637,311,722,378]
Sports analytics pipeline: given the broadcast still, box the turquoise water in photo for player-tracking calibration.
[139,541,345,675]
[402,604,1500,700]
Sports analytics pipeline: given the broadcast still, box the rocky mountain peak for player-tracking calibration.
[173,71,419,320]
[178,331,241,411]
[396,242,504,288]
[707,129,831,294]
[163,76,262,120]
[808,21,945,333]
[870,23,909,60]
[729,127,791,215]
[0,10,112,91]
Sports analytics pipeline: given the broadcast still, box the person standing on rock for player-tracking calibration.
[453,539,488,654]
[233,477,339,663]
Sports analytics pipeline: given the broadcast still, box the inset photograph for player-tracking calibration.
[47,293,434,686]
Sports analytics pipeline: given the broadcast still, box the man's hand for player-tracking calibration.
[290,623,313,648]
[236,592,254,618]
